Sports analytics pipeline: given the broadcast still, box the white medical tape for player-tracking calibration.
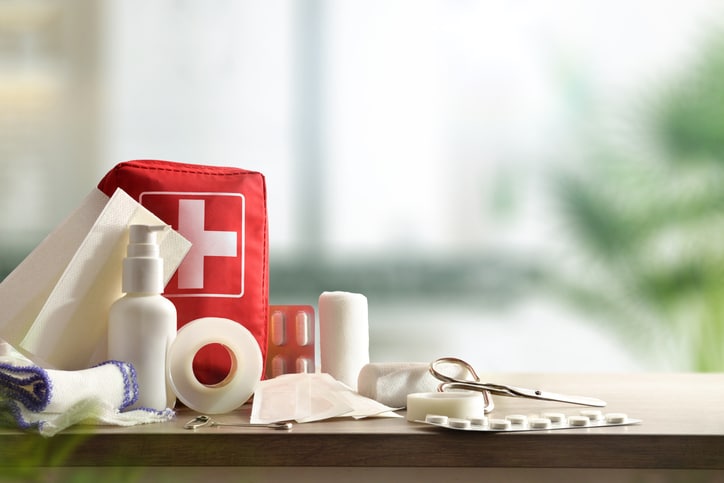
[167,317,263,414]
[406,392,486,422]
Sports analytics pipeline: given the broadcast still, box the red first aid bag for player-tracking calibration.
[98,159,268,384]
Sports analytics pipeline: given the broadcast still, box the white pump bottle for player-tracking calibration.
[108,224,177,410]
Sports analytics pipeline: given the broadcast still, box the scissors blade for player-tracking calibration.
[504,385,606,407]
[437,381,606,407]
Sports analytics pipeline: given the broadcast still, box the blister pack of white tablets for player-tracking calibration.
[418,409,641,432]
[265,305,316,379]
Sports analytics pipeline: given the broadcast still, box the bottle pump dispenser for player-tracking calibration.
[108,224,177,410]
[122,224,166,294]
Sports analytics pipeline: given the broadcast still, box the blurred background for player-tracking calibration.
[2,0,724,372]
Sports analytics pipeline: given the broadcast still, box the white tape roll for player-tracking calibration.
[167,317,263,414]
[406,392,486,422]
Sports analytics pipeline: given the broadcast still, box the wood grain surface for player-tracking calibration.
[2,372,723,469]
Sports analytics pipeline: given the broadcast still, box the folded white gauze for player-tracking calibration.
[357,362,472,408]
[250,372,400,424]
[0,340,173,437]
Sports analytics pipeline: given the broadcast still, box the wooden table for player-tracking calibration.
[2,373,723,480]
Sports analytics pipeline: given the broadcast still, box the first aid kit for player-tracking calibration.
[98,160,269,384]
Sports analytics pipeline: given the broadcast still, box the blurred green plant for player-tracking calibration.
[549,31,724,371]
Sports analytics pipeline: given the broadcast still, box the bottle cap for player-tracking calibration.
[122,225,168,294]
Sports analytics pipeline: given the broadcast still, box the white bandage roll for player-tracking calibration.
[358,362,474,408]
[406,392,487,422]
[358,363,435,408]
[167,317,263,414]
[319,291,369,390]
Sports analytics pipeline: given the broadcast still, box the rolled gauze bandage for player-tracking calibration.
[319,291,369,390]
[358,362,443,408]
[406,392,487,422]
[358,362,475,408]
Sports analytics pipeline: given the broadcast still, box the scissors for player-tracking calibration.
[184,414,293,431]
[430,357,606,413]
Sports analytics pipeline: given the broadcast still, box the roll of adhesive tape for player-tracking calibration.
[406,392,486,422]
[167,317,263,414]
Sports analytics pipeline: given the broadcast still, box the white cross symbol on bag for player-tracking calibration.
[176,199,237,290]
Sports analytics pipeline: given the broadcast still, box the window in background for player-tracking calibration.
[0,0,100,266]
[2,0,724,371]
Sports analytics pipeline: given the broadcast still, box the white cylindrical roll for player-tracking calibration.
[357,363,434,408]
[319,291,369,390]
[167,317,263,414]
[406,392,486,422]
[357,362,474,408]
